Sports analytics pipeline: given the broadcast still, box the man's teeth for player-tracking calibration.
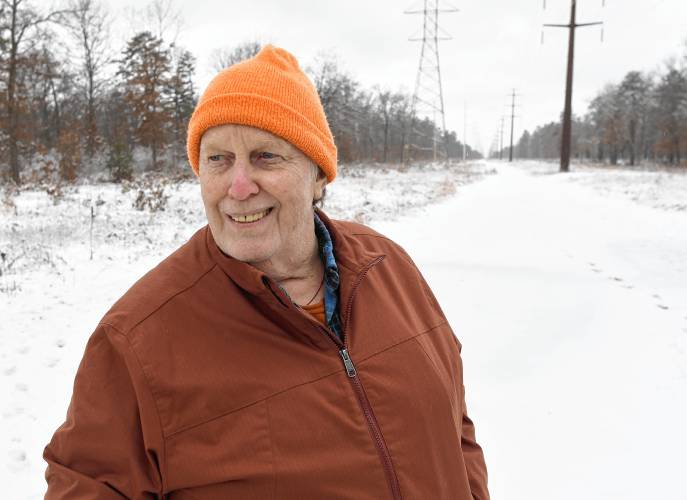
[230,209,270,223]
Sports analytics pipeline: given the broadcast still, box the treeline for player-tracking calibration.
[306,53,479,165]
[501,44,687,166]
[0,0,196,185]
[0,0,477,186]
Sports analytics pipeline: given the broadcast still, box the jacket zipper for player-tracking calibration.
[266,255,403,499]
[325,256,403,500]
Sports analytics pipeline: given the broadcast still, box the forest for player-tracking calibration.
[0,0,477,186]
[503,47,687,166]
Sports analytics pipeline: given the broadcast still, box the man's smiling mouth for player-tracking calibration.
[227,207,274,223]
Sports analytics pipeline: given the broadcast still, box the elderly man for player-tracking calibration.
[43,45,489,499]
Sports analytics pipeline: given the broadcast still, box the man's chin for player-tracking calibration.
[217,239,273,265]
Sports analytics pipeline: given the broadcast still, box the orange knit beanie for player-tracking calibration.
[186,45,337,182]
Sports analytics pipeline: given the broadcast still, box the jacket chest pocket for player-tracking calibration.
[166,399,274,499]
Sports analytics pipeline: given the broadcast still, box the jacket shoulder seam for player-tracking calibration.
[350,232,415,266]
[111,262,218,336]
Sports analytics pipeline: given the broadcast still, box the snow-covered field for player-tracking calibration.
[517,159,687,212]
[2,160,686,499]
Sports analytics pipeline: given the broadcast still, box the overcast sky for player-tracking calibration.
[109,0,687,155]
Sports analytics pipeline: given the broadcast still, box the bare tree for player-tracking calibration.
[617,71,651,166]
[123,0,183,46]
[144,0,182,44]
[209,40,261,72]
[654,66,687,164]
[59,0,111,157]
[0,0,65,184]
[375,87,405,163]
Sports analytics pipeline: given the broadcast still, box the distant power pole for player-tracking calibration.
[543,0,603,172]
[499,116,505,160]
[463,100,467,161]
[405,0,458,164]
[507,89,520,162]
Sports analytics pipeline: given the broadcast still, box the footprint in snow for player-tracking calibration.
[56,338,66,348]
[15,382,28,392]
[3,366,16,376]
[587,262,602,273]
[657,304,669,310]
[6,449,27,473]
[8,449,26,462]
[15,345,29,355]
[609,276,623,282]
[45,357,59,368]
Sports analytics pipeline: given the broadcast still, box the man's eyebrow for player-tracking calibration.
[201,138,288,152]
[251,138,288,150]
[200,141,232,152]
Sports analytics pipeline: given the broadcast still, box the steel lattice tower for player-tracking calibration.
[405,0,458,164]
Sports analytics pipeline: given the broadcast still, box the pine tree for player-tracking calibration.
[117,31,172,171]
[168,46,195,169]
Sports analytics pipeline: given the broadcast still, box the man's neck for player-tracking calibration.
[252,231,324,305]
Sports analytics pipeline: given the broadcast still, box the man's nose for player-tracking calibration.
[228,161,259,201]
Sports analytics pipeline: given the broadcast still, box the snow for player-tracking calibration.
[2,160,686,499]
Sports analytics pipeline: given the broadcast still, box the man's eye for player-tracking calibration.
[208,155,223,162]
[258,152,277,160]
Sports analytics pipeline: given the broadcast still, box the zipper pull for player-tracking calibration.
[339,348,357,377]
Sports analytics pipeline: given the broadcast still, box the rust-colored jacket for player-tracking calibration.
[43,210,489,499]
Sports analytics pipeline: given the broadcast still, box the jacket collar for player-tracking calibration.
[205,208,384,296]
[313,208,384,275]
[205,226,274,298]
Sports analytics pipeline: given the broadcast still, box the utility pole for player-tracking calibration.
[507,89,520,162]
[543,0,603,172]
[405,0,458,165]
[463,100,467,161]
[499,116,505,160]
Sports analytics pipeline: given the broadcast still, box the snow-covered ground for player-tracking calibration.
[2,160,686,499]
[516,159,687,212]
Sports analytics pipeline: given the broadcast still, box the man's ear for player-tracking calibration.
[313,166,326,201]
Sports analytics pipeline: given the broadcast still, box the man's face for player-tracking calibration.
[199,124,326,266]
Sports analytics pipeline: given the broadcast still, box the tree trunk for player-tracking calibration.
[86,67,97,157]
[629,119,636,166]
[8,3,21,184]
[383,117,389,163]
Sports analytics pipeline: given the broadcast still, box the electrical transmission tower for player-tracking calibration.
[405,0,458,164]
[542,0,604,172]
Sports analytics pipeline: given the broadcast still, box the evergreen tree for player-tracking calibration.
[117,31,172,171]
[168,46,195,168]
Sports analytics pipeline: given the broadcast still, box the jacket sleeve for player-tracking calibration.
[458,375,490,500]
[417,260,491,499]
[43,324,166,499]
[388,241,490,498]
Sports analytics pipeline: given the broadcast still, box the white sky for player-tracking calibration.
[107,0,687,155]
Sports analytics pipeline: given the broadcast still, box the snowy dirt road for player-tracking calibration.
[2,160,686,499]
[376,162,687,499]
